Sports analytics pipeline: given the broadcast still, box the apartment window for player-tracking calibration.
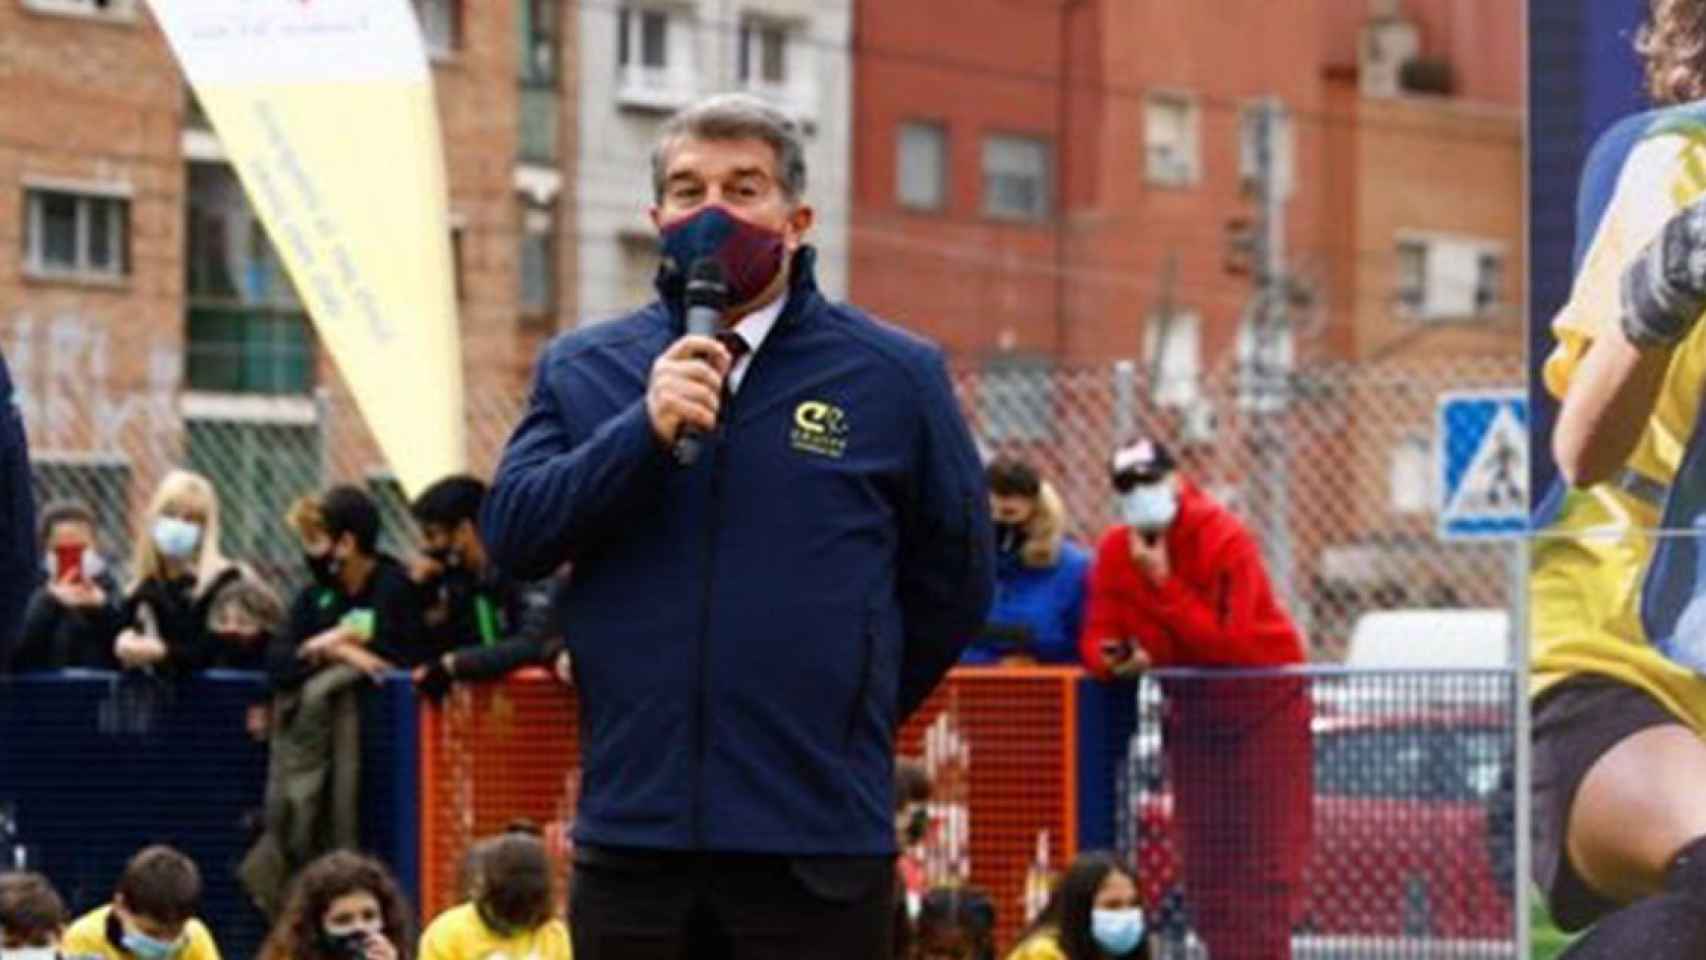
[1238,102,1295,197]
[186,164,312,394]
[21,0,133,19]
[982,135,1050,221]
[897,122,947,211]
[1143,310,1201,409]
[1475,251,1504,315]
[520,0,559,84]
[186,164,298,307]
[738,19,788,88]
[1145,93,1199,187]
[979,357,1054,442]
[618,8,669,69]
[1396,234,1504,321]
[1390,434,1434,515]
[413,0,461,58]
[519,206,554,317]
[24,188,129,280]
[1396,239,1428,313]
[617,7,693,108]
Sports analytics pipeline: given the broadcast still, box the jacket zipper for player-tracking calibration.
[692,376,739,846]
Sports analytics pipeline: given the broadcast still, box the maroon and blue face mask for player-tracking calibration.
[659,205,787,310]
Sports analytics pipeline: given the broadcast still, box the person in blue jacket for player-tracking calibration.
[0,348,38,657]
[960,457,1089,666]
[480,92,994,959]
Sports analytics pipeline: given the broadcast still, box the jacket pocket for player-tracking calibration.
[843,609,876,750]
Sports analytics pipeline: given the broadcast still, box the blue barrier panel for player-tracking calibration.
[1074,676,1137,854]
[0,671,420,960]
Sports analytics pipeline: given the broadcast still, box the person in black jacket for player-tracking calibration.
[412,566,570,700]
[406,474,568,700]
[481,93,993,959]
[0,349,38,656]
[240,486,425,917]
[112,468,246,675]
[8,499,125,672]
[407,474,531,657]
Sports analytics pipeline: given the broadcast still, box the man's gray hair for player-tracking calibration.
[651,93,807,203]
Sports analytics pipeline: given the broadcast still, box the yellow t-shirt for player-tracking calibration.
[60,905,221,960]
[1004,929,1067,960]
[1536,123,1706,732]
[418,902,572,960]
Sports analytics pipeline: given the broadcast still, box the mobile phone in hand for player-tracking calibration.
[1100,638,1133,663]
[53,544,83,583]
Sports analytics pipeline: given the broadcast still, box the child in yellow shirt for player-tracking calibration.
[419,828,569,960]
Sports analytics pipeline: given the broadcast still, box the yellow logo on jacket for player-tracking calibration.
[792,400,848,458]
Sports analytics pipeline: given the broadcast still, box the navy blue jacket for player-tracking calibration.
[0,351,37,654]
[481,250,994,855]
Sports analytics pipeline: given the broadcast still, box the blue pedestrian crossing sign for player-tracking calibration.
[1437,391,1528,540]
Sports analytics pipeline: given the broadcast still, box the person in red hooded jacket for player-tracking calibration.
[1081,437,1312,960]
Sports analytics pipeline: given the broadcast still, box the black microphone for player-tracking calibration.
[672,259,729,466]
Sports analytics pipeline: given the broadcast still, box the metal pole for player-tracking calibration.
[1252,96,1296,615]
[1512,536,1532,959]
[1114,359,1136,444]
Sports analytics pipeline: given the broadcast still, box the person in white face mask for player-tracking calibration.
[1080,437,1313,960]
[112,470,246,676]
[0,870,77,960]
[1005,852,1150,960]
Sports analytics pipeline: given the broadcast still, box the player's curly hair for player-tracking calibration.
[1638,0,1706,104]
[258,852,414,960]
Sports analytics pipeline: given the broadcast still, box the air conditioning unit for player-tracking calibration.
[1418,240,1479,320]
[1360,14,1420,99]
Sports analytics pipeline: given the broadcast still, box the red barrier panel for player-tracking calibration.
[418,667,1085,948]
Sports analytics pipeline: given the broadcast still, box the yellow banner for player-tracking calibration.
[149,1,465,499]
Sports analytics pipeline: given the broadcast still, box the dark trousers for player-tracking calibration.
[569,846,894,960]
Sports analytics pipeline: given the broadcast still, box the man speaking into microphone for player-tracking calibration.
[481,93,994,958]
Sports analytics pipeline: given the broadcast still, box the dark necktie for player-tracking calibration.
[718,331,750,363]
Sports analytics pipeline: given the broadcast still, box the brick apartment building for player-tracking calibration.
[852,0,1524,651]
[0,0,575,565]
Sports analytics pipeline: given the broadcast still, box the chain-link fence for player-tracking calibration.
[8,318,1522,658]
[1121,666,1518,959]
[419,667,1088,953]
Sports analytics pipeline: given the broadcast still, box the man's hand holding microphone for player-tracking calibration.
[649,260,733,463]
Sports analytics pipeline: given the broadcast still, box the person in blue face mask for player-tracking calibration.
[1006,852,1150,960]
[60,846,221,960]
[960,458,1089,666]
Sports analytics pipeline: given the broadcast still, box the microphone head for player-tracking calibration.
[685,258,728,309]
